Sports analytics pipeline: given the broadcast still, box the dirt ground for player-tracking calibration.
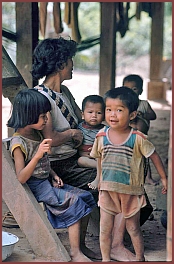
[2,72,171,262]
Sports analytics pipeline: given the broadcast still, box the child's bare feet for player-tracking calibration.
[81,244,101,260]
[70,251,92,262]
[88,178,99,190]
[110,245,136,261]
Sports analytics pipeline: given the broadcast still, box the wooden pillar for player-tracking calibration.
[148,3,165,99]
[166,112,172,261]
[99,2,117,96]
[149,3,164,80]
[16,3,39,88]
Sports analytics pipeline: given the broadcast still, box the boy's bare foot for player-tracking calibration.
[88,178,99,190]
[81,244,101,260]
[71,251,92,262]
[110,245,136,261]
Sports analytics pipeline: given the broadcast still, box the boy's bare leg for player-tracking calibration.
[125,211,145,261]
[100,208,114,262]
[68,220,92,262]
[110,213,136,261]
[80,215,101,259]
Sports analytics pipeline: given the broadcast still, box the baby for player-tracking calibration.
[77,95,105,189]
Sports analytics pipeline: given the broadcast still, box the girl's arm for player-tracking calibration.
[149,150,167,193]
[13,139,52,184]
[49,169,64,188]
[42,111,83,148]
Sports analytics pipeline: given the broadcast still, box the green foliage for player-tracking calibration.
[2,2,16,32]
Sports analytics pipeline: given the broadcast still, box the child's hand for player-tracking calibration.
[52,175,64,188]
[36,139,52,159]
[161,178,168,194]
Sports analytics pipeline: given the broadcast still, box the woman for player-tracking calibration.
[31,37,98,259]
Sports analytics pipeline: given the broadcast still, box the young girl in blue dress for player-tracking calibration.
[7,88,96,262]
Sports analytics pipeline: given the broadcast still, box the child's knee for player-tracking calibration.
[125,217,141,236]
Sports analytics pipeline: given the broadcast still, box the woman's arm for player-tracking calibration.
[13,139,52,184]
[42,111,83,147]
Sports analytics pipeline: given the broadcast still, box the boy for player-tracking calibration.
[123,74,157,185]
[90,87,167,261]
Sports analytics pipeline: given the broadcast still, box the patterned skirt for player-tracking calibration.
[27,177,97,229]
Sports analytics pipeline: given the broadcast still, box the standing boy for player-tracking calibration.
[90,87,167,261]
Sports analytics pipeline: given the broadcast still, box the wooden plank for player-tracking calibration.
[2,142,71,262]
[2,77,23,88]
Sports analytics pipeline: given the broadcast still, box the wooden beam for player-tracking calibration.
[99,2,117,96]
[16,3,39,88]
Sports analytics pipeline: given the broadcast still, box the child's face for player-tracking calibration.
[105,98,135,130]
[82,101,104,127]
[123,81,140,96]
[31,113,48,130]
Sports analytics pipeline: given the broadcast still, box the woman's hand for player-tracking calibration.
[71,129,83,148]
[52,175,64,188]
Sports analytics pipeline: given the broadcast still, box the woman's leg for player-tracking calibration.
[68,220,92,262]
[125,211,145,261]
[100,208,114,261]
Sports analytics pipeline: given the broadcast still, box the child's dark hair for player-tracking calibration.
[7,88,51,129]
[31,37,77,80]
[82,95,105,113]
[104,86,139,113]
[123,74,143,95]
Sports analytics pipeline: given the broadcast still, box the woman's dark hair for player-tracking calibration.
[122,74,143,95]
[82,95,105,113]
[7,88,51,129]
[103,86,139,113]
[31,37,77,80]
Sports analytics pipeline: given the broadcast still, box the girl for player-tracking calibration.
[7,88,96,262]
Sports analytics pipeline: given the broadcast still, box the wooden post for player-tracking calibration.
[99,2,117,96]
[148,3,165,100]
[166,112,172,261]
[149,2,164,80]
[16,2,39,88]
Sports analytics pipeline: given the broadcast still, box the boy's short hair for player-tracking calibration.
[104,86,139,113]
[123,74,143,95]
[7,88,51,129]
[82,95,105,112]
